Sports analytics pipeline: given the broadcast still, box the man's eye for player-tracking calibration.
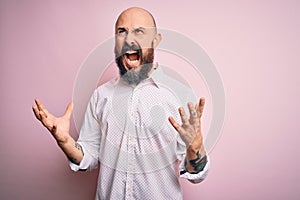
[117,30,127,36]
[135,29,144,34]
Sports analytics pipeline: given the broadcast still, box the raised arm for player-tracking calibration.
[32,98,83,165]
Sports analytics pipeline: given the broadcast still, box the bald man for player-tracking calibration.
[33,7,210,199]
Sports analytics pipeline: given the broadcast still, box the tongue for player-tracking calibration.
[127,53,139,61]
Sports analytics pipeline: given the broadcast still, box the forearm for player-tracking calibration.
[57,136,84,165]
[185,144,207,173]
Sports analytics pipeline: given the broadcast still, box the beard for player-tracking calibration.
[115,43,154,85]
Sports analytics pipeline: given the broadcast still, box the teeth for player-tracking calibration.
[126,50,138,54]
[128,60,138,63]
[126,58,139,66]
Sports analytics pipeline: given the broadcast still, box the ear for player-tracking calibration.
[152,33,162,49]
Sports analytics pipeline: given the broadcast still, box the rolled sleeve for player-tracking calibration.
[69,142,99,171]
[179,155,210,184]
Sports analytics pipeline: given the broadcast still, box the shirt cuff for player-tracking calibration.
[69,142,95,171]
[179,155,210,184]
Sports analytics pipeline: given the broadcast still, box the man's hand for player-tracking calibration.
[32,98,72,145]
[168,98,207,173]
[168,98,205,149]
[32,98,83,165]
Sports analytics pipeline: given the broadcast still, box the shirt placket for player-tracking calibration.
[125,88,138,200]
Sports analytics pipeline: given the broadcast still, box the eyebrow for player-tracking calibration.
[116,27,147,32]
[117,27,127,32]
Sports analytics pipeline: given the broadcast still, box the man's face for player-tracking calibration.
[114,9,159,85]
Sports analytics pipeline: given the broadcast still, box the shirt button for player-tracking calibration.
[127,186,131,191]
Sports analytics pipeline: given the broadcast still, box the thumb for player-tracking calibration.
[64,102,73,119]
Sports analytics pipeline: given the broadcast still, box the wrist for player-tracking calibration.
[187,144,200,154]
[56,135,72,147]
[186,144,206,161]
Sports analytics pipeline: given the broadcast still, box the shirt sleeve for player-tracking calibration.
[69,142,98,171]
[176,134,210,184]
[179,155,210,184]
[69,90,101,171]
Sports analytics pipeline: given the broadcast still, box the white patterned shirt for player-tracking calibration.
[70,66,210,200]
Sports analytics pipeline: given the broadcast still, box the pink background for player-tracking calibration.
[1,0,299,199]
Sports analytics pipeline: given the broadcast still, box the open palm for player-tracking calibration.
[168,98,205,148]
[32,98,73,144]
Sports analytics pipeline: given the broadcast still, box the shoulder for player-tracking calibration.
[94,77,119,93]
[90,77,119,101]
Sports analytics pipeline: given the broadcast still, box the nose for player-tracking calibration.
[125,31,135,46]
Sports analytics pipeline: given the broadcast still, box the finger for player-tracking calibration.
[32,105,41,120]
[187,102,197,120]
[39,110,53,129]
[179,107,189,125]
[168,116,182,133]
[34,98,43,110]
[39,110,48,120]
[197,98,205,118]
[64,102,73,120]
[34,98,49,117]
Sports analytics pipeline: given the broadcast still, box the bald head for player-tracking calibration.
[115,7,157,32]
[114,7,162,85]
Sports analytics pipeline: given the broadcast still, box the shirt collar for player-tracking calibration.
[148,64,165,89]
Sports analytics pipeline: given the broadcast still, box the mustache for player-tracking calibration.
[121,43,141,54]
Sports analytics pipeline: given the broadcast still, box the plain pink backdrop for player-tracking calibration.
[1,0,299,199]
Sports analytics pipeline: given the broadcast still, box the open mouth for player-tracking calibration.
[123,50,141,69]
